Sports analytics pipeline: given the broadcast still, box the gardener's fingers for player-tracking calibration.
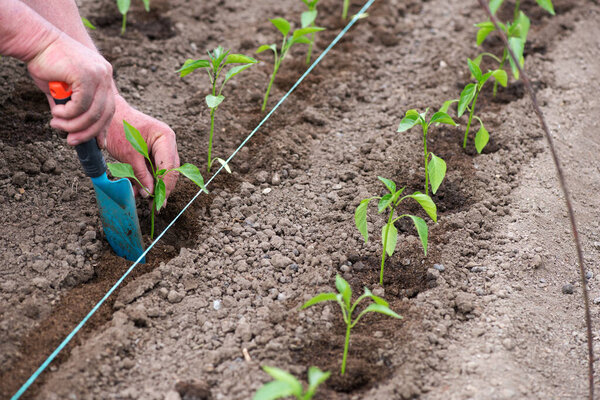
[149,124,180,199]
[52,94,114,146]
[127,154,155,200]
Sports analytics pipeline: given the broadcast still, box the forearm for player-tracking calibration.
[0,0,60,62]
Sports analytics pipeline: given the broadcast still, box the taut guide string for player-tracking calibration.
[11,0,377,398]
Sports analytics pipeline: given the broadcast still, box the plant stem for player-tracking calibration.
[121,13,127,35]
[423,124,429,196]
[341,323,351,375]
[342,0,349,19]
[150,199,155,240]
[380,211,394,285]
[463,90,480,148]
[493,49,507,97]
[513,0,521,21]
[208,108,215,173]
[306,32,315,65]
[262,64,278,112]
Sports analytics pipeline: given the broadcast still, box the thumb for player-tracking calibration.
[128,155,154,198]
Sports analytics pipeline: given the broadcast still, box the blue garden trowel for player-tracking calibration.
[49,81,145,263]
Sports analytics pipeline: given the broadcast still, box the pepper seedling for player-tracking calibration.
[456,59,507,152]
[342,0,350,20]
[355,177,437,285]
[398,107,456,194]
[302,275,402,375]
[256,18,324,111]
[178,46,257,173]
[107,121,208,239]
[300,0,321,65]
[116,0,150,35]
[253,366,330,400]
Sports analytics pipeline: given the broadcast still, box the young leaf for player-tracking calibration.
[256,44,277,54]
[475,21,495,46]
[457,83,476,117]
[116,0,130,15]
[377,193,393,213]
[142,0,150,12]
[175,163,208,193]
[301,10,318,28]
[467,58,483,82]
[489,0,505,14]
[429,111,457,127]
[363,288,389,306]
[439,99,458,114]
[307,367,331,397]
[408,215,428,255]
[123,120,149,159]
[224,54,257,64]
[381,223,398,257]
[270,18,291,37]
[107,163,136,179]
[302,293,338,308]
[154,179,166,211]
[215,158,231,174]
[378,176,396,193]
[82,17,96,30]
[397,110,420,132]
[475,124,490,154]
[491,69,508,87]
[335,275,352,309]
[206,94,225,109]
[507,37,525,79]
[291,36,312,46]
[292,27,325,40]
[177,59,211,77]
[354,198,371,242]
[252,380,293,400]
[262,366,303,397]
[156,169,167,176]
[362,303,402,319]
[428,154,446,195]
[407,192,437,222]
[536,0,555,15]
[223,64,254,86]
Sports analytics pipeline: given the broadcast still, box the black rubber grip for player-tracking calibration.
[75,139,107,178]
[53,96,71,105]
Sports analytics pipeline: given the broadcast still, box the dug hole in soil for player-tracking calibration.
[1,0,600,399]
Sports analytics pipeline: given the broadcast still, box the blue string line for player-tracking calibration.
[11,1,375,398]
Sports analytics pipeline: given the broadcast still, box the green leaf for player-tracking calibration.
[489,0,504,14]
[475,21,495,46]
[302,293,338,309]
[468,58,483,82]
[256,44,277,54]
[116,0,130,15]
[270,18,291,37]
[307,366,330,397]
[382,223,398,257]
[355,198,371,242]
[156,168,167,176]
[223,64,255,86]
[397,110,420,132]
[491,69,508,87]
[429,111,457,127]
[475,123,490,154]
[408,215,428,255]
[378,176,396,193]
[377,193,393,213]
[291,36,312,45]
[301,10,318,28]
[225,54,257,65]
[215,158,231,173]
[82,17,96,30]
[177,59,211,77]
[363,303,403,319]
[123,120,149,159]
[142,0,150,12]
[252,380,294,400]
[206,94,225,109]
[107,163,136,179]
[407,192,437,222]
[209,46,229,70]
[428,153,446,195]
[261,366,303,397]
[154,178,166,211]
[507,37,525,79]
[363,287,389,306]
[457,83,476,117]
[514,11,531,41]
[335,274,352,308]
[439,99,457,114]
[536,0,555,15]
[292,27,326,40]
[174,163,208,193]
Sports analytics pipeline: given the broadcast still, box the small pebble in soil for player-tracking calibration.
[594,297,600,305]
[586,271,593,280]
[213,299,222,311]
[562,284,574,295]
[262,188,272,195]
[433,263,445,272]
[471,266,487,273]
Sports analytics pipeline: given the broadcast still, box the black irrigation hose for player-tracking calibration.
[476,1,595,398]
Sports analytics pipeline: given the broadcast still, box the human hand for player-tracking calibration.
[102,95,180,203]
[27,32,115,146]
